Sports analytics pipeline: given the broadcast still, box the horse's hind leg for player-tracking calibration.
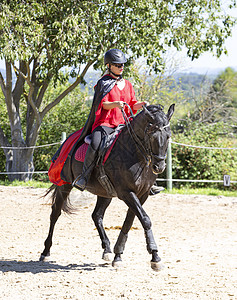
[40,184,72,261]
[92,196,112,261]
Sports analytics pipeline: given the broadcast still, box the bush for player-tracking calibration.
[171,123,237,189]
[33,86,91,177]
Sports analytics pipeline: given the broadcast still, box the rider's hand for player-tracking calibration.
[116,101,125,109]
[143,101,149,106]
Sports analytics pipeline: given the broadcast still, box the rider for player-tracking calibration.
[73,49,164,194]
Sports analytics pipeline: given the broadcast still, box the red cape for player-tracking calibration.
[48,128,83,185]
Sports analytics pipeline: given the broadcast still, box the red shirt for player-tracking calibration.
[92,79,138,131]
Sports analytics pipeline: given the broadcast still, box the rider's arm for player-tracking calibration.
[133,101,147,110]
[103,101,124,110]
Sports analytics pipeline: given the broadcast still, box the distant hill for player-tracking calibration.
[172,72,214,91]
[185,66,237,76]
[2,66,235,97]
[77,70,101,92]
[0,67,214,97]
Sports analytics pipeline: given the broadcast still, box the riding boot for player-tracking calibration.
[73,145,97,191]
[149,185,165,195]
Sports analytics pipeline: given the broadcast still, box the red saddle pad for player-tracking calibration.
[74,143,89,162]
[74,129,122,164]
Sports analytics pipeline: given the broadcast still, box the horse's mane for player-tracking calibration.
[146,104,164,113]
[134,104,166,125]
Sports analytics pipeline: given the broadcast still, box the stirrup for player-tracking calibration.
[72,176,87,191]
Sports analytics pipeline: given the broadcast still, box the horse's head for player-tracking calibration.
[142,104,175,175]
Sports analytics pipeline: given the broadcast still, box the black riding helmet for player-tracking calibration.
[104,49,127,65]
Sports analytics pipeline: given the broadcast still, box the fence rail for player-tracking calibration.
[171,141,237,150]
[0,142,61,150]
[0,134,236,190]
[165,140,237,190]
[156,178,237,183]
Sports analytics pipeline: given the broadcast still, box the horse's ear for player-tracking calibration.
[167,104,175,121]
[142,105,155,122]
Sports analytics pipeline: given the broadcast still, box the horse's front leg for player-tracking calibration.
[92,196,113,261]
[115,191,163,271]
[113,207,135,267]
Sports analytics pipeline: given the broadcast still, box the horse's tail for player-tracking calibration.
[44,184,76,214]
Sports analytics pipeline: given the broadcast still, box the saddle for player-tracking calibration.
[48,125,124,191]
[74,125,124,194]
[74,124,124,164]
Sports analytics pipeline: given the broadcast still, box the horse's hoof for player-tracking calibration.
[39,253,50,262]
[39,254,46,261]
[112,259,123,268]
[102,252,113,261]
[151,261,165,272]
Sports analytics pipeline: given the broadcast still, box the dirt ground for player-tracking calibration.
[0,186,236,300]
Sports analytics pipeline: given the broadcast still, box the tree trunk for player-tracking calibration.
[6,126,35,181]
[1,59,93,181]
[6,148,34,181]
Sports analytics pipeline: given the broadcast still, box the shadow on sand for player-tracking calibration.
[0,259,111,274]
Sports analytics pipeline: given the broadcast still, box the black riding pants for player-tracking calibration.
[90,126,115,151]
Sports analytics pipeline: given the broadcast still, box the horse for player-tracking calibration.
[40,104,175,271]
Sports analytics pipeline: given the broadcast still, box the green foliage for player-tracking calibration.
[171,123,237,189]
[210,67,237,118]
[172,73,214,98]
[0,0,236,75]
[129,62,187,125]
[33,85,90,173]
[0,0,236,181]
[127,65,237,191]
[184,68,237,125]
[0,84,90,180]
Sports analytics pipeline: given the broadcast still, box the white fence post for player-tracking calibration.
[166,139,172,191]
[61,132,66,143]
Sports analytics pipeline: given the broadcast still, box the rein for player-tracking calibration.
[121,104,169,166]
[121,105,149,163]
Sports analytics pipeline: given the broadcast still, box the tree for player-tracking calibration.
[211,67,237,118]
[0,0,236,181]
[187,68,237,129]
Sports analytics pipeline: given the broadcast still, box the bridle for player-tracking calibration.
[144,122,170,165]
[121,104,170,170]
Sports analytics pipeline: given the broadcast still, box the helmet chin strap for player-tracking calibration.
[108,65,122,79]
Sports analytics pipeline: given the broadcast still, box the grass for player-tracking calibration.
[0,180,236,197]
[0,180,51,189]
[164,187,237,197]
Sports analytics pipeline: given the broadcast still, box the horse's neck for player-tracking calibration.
[130,113,147,140]
[118,114,147,154]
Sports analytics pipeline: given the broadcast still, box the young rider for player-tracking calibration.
[73,49,163,194]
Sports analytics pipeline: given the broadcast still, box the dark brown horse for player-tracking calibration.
[40,104,175,271]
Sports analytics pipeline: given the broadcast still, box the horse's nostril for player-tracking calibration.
[152,161,166,175]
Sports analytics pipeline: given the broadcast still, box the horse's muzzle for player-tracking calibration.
[152,161,166,175]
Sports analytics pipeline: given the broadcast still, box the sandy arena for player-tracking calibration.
[0,186,236,299]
